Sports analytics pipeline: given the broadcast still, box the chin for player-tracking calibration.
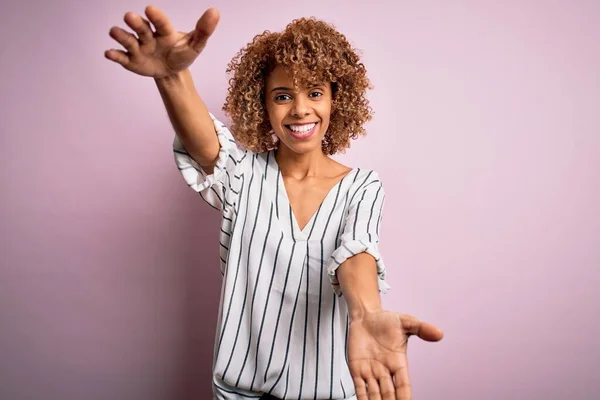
[283,141,321,155]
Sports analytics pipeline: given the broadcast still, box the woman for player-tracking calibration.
[105,6,443,400]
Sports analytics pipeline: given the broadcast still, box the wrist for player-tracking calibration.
[155,69,191,89]
[348,301,383,322]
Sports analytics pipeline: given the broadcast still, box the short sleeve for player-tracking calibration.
[172,113,249,211]
[326,173,390,296]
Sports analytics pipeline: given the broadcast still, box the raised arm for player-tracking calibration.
[155,69,219,171]
[105,6,222,171]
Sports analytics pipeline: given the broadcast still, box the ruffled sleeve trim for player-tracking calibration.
[326,239,390,297]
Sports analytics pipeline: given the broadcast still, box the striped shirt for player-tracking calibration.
[173,114,390,400]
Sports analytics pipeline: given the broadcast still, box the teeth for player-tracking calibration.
[289,123,316,133]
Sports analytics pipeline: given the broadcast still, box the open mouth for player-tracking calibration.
[285,122,318,140]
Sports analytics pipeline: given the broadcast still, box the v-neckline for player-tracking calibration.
[271,151,355,239]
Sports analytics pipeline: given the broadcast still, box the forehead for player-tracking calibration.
[266,65,325,89]
[266,66,293,85]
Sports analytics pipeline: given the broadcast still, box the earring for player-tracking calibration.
[270,130,279,142]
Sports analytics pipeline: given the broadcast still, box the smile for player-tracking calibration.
[285,122,318,140]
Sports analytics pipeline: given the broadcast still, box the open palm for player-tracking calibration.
[105,5,219,78]
[348,311,443,400]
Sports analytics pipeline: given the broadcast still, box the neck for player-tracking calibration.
[275,145,330,179]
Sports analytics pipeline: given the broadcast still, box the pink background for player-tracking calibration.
[1,0,599,399]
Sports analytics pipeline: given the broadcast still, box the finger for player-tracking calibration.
[378,375,396,400]
[124,12,154,43]
[104,49,130,66]
[400,314,444,342]
[393,366,412,400]
[352,376,368,400]
[190,8,220,52]
[144,5,176,37]
[367,377,382,400]
[108,26,139,53]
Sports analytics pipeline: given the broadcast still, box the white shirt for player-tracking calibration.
[173,114,389,400]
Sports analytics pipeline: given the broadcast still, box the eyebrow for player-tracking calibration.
[270,84,325,93]
[270,86,293,92]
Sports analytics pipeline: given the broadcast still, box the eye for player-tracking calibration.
[274,94,292,102]
[309,91,323,98]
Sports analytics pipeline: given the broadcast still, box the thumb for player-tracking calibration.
[190,8,220,53]
[400,314,444,342]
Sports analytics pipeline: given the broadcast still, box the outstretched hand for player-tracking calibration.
[105,5,220,78]
[347,311,443,400]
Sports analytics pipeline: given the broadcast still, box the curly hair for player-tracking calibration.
[222,17,373,155]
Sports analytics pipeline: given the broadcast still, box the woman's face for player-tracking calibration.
[265,65,333,155]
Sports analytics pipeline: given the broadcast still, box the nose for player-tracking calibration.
[291,96,310,117]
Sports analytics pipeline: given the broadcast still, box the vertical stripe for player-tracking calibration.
[210,185,223,205]
[264,242,297,382]
[298,250,310,399]
[345,169,368,211]
[345,314,349,361]
[299,200,326,399]
[376,193,385,237]
[223,164,266,380]
[216,155,256,358]
[352,190,367,241]
[336,169,361,248]
[236,203,274,385]
[267,254,305,394]
[313,242,324,400]
[367,185,382,242]
[275,167,281,219]
[341,314,350,398]
[213,174,245,370]
[265,151,270,180]
[176,135,390,399]
[312,180,344,398]
[250,232,284,390]
[289,205,295,241]
[330,292,337,399]
[283,365,291,399]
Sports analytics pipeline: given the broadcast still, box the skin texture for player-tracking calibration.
[338,253,444,400]
[265,66,332,156]
[222,16,373,155]
[264,65,353,230]
[105,6,444,399]
[105,6,222,170]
